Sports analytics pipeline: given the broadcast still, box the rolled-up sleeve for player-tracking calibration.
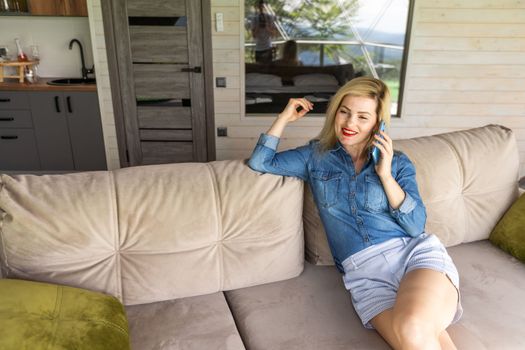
[389,153,427,237]
[247,133,311,181]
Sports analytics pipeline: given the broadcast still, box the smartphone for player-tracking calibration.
[371,121,386,165]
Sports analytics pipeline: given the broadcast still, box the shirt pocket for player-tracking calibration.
[310,170,342,208]
[364,175,388,213]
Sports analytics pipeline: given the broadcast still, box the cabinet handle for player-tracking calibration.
[0,117,15,121]
[0,98,11,102]
[67,96,72,113]
[54,96,61,113]
[1,135,18,140]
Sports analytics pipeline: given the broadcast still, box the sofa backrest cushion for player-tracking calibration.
[304,125,520,265]
[0,160,305,305]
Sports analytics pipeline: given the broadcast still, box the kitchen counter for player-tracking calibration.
[0,77,96,92]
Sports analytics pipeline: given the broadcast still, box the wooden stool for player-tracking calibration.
[0,60,39,83]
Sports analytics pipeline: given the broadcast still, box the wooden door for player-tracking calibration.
[103,0,215,166]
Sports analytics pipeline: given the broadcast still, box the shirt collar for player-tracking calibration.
[330,140,344,153]
[330,140,374,164]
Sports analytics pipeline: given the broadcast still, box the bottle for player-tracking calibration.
[15,38,28,62]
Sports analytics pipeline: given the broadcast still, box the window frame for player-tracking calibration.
[240,0,416,120]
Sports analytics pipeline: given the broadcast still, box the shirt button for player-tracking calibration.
[351,206,356,214]
[350,192,355,198]
[364,236,370,242]
[352,175,357,181]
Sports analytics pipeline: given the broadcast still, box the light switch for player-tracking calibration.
[215,12,224,32]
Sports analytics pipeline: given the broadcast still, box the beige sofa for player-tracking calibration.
[1,125,524,349]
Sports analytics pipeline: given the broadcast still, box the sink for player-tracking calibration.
[47,78,96,86]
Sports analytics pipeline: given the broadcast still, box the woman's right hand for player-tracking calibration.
[278,98,314,123]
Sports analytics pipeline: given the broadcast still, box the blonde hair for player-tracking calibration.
[315,76,391,154]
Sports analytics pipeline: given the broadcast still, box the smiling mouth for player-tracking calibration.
[342,128,357,137]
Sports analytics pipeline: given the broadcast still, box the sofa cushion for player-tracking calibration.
[225,262,390,350]
[0,160,304,305]
[303,125,520,265]
[126,292,245,350]
[0,278,129,350]
[447,240,525,349]
[0,172,121,297]
[226,240,525,349]
[489,193,525,263]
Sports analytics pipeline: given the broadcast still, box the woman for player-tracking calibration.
[274,40,303,66]
[251,0,278,64]
[248,77,462,350]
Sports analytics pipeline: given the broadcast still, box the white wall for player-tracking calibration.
[210,0,525,178]
[0,16,93,78]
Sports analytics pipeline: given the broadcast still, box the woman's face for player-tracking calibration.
[334,94,378,154]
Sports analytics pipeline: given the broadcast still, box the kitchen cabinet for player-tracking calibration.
[0,90,106,171]
[0,92,40,170]
[30,91,106,171]
[28,0,87,16]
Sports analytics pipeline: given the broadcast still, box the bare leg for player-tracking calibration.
[370,268,459,350]
[439,330,457,350]
[372,310,456,350]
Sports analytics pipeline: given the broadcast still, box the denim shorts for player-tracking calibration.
[341,233,463,329]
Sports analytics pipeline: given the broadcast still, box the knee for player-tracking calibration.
[392,312,438,349]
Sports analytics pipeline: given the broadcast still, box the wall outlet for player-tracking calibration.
[216,77,226,88]
[217,127,228,137]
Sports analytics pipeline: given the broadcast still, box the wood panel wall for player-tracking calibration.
[210,0,525,177]
[88,0,525,176]
[87,0,121,170]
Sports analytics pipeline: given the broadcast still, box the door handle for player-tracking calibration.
[67,96,72,113]
[54,96,61,113]
[0,117,14,121]
[1,135,18,140]
[181,66,202,73]
[0,98,11,102]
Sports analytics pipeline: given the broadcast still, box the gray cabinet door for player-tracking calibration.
[0,128,40,170]
[65,92,107,171]
[29,91,75,170]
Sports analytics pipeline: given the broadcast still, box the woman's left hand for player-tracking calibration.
[373,130,394,179]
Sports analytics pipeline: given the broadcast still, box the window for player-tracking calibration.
[244,0,413,117]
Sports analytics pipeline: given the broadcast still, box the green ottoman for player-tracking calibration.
[0,279,130,350]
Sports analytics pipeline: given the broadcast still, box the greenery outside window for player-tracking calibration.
[244,0,413,117]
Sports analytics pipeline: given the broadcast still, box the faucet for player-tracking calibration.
[69,39,94,80]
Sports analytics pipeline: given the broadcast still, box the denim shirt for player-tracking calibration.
[248,133,427,273]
